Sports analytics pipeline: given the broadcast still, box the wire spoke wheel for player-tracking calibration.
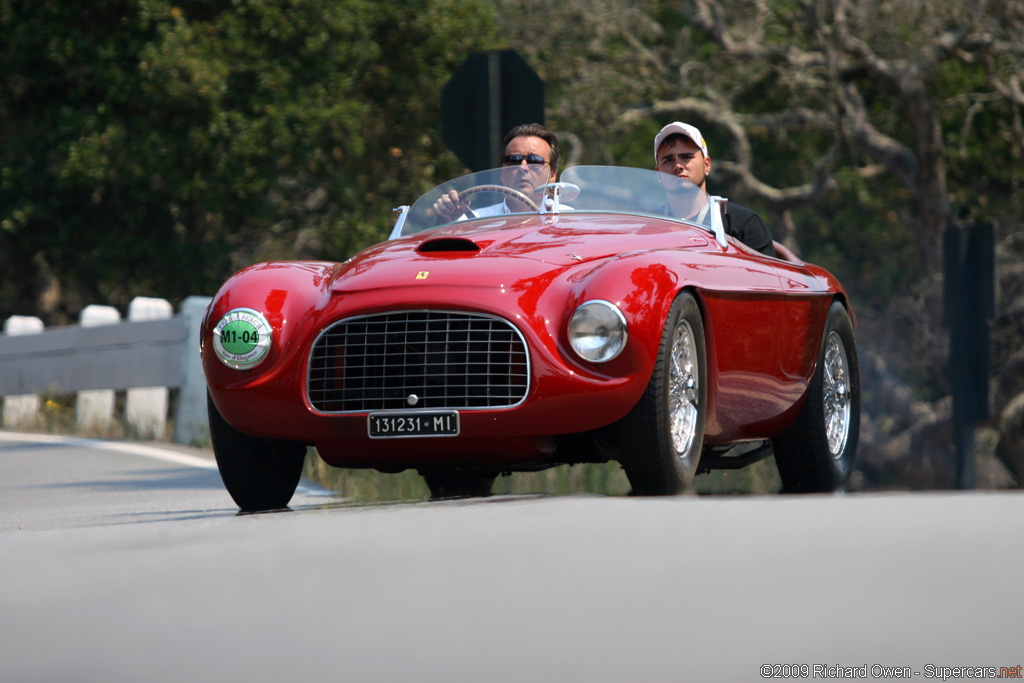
[617,291,706,495]
[772,302,860,493]
[669,319,700,456]
[823,331,852,457]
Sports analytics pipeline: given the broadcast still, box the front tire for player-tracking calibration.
[772,301,860,492]
[208,393,307,511]
[618,291,707,494]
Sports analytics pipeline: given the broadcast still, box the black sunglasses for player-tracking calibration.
[503,154,549,166]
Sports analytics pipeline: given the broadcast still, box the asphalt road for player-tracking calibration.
[1,430,1021,683]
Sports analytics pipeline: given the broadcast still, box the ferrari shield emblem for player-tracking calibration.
[416,271,429,279]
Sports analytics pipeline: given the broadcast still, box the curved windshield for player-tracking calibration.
[395,165,715,239]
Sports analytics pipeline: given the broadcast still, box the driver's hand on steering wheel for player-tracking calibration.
[433,190,472,223]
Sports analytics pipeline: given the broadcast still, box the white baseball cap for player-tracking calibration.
[654,121,708,162]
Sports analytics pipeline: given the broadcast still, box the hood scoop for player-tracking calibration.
[417,237,481,253]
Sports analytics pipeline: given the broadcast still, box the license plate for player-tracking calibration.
[368,411,460,438]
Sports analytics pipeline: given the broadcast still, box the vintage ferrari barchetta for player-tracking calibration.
[202,165,859,511]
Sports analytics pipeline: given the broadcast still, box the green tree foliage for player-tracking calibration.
[496,0,1024,401]
[0,0,497,322]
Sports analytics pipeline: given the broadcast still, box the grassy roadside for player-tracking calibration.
[301,448,782,502]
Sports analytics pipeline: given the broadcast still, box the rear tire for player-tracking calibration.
[772,301,860,492]
[419,468,496,499]
[208,393,307,511]
[618,291,706,495]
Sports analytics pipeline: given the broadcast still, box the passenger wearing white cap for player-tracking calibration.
[654,121,776,257]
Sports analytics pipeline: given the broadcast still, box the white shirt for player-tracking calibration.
[464,201,510,218]
[461,198,573,220]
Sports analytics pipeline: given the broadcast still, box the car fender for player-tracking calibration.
[558,250,694,384]
[202,261,343,415]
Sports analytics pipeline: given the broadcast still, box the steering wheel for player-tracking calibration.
[459,184,539,212]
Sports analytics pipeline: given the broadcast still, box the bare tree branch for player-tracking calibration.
[837,84,918,189]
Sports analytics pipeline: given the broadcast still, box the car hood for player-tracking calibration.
[333,213,711,293]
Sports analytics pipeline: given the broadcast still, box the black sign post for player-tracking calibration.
[441,50,545,172]
[943,221,995,489]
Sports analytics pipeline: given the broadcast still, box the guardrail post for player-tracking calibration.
[125,297,174,439]
[172,296,212,446]
[1,316,44,429]
[76,305,121,433]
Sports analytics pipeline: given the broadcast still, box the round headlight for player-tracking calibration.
[212,308,273,370]
[568,300,628,363]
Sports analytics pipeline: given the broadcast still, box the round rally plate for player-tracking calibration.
[212,308,272,369]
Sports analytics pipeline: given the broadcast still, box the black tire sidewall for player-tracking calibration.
[419,468,497,499]
[773,301,860,492]
[619,291,707,494]
[664,293,708,483]
[208,392,306,511]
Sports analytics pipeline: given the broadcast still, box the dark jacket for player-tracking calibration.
[723,202,776,258]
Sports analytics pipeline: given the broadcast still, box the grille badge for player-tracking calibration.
[407,394,419,406]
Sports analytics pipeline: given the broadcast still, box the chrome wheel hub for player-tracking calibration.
[669,319,699,456]
[823,330,852,457]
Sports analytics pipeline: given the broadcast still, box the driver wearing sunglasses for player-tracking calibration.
[433,122,560,222]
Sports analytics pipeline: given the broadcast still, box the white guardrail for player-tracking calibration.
[0,296,212,446]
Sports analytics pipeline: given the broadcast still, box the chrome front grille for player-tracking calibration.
[307,310,530,412]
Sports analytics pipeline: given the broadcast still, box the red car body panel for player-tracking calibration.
[202,208,850,472]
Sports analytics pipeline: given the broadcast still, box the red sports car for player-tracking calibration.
[202,165,859,511]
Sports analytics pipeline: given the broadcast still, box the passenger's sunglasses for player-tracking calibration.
[503,154,549,167]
